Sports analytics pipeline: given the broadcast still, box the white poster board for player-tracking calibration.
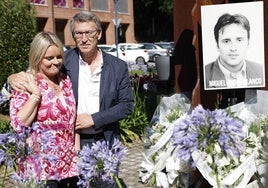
[201,2,265,90]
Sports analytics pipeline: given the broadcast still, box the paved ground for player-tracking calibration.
[119,140,154,188]
[0,168,15,188]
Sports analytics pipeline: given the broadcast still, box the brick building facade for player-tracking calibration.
[31,0,136,47]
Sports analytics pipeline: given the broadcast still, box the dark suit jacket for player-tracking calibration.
[63,48,134,143]
[205,59,264,89]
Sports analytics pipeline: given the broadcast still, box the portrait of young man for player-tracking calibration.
[201,2,265,90]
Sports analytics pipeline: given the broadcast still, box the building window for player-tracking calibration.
[73,0,84,8]
[54,0,66,7]
[117,0,128,13]
[30,0,45,4]
[91,0,108,11]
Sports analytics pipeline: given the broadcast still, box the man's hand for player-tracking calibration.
[24,75,41,96]
[75,113,94,130]
[8,71,35,93]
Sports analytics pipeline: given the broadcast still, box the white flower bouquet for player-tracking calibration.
[140,90,268,188]
[140,94,191,188]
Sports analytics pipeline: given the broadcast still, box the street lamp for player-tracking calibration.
[113,0,120,58]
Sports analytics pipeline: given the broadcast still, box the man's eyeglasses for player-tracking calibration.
[73,30,98,39]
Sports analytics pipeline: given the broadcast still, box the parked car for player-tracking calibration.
[118,43,149,65]
[154,41,174,56]
[98,44,127,61]
[63,45,71,51]
[140,42,169,62]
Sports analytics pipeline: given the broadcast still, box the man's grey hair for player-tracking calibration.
[70,10,102,38]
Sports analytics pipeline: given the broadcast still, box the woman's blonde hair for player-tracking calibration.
[27,31,64,74]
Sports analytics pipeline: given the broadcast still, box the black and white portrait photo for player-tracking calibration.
[201,2,265,90]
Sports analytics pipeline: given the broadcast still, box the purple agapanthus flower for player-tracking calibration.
[0,131,17,166]
[0,149,7,164]
[77,138,127,188]
[0,122,59,187]
[172,104,246,166]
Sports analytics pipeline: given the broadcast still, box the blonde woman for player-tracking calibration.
[9,32,79,188]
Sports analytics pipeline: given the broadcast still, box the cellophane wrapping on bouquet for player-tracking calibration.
[140,90,268,188]
[242,90,268,187]
[189,90,268,188]
[140,94,192,188]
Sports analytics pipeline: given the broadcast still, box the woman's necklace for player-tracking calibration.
[52,83,60,92]
[46,77,60,94]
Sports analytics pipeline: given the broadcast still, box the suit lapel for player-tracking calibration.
[65,50,80,103]
[99,54,110,110]
[211,61,225,81]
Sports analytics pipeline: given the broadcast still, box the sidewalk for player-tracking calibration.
[119,140,155,188]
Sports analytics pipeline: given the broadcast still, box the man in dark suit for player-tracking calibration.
[205,13,264,90]
[63,11,133,149]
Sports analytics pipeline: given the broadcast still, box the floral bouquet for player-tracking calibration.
[0,130,20,186]
[171,104,261,187]
[77,138,127,188]
[242,90,268,187]
[140,94,191,188]
[0,123,58,188]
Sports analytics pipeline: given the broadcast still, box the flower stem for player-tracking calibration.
[216,171,220,188]
[111,173,123,188]
[1,164,8,188]
[212,156,220,188]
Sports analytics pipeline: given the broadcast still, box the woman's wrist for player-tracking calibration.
[30,93,41,102]
[31,90,41,97]
[32,92,41,97]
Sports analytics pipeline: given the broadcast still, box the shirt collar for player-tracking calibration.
[78,50,104,68]
[218,58,246,79]
[79,54,87,65]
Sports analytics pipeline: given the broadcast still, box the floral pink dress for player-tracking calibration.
[10,73,78,181]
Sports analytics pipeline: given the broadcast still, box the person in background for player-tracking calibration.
[9,32,79,187]
[205,13,264,89]
[174,29,197,100]
[8,10,134,188]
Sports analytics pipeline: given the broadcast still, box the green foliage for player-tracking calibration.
[134,0,173,42]
[136,0,173,14]
[0,101,9,115]
[129,69,144,76]
[0,0,37,87]
[0,116,11,133]
[120,77,149,143]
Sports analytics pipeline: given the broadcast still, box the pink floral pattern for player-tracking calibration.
[10,73,78,180]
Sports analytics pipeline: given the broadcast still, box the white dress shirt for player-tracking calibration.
[77,52,103,134]
[218,59,247,87]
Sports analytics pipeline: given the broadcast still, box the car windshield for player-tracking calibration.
[99,46,117,52]
[120,45,145,51]
[156,43,172,49]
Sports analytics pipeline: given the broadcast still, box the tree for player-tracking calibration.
[134,0,173,42]
[0,0,37,87]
